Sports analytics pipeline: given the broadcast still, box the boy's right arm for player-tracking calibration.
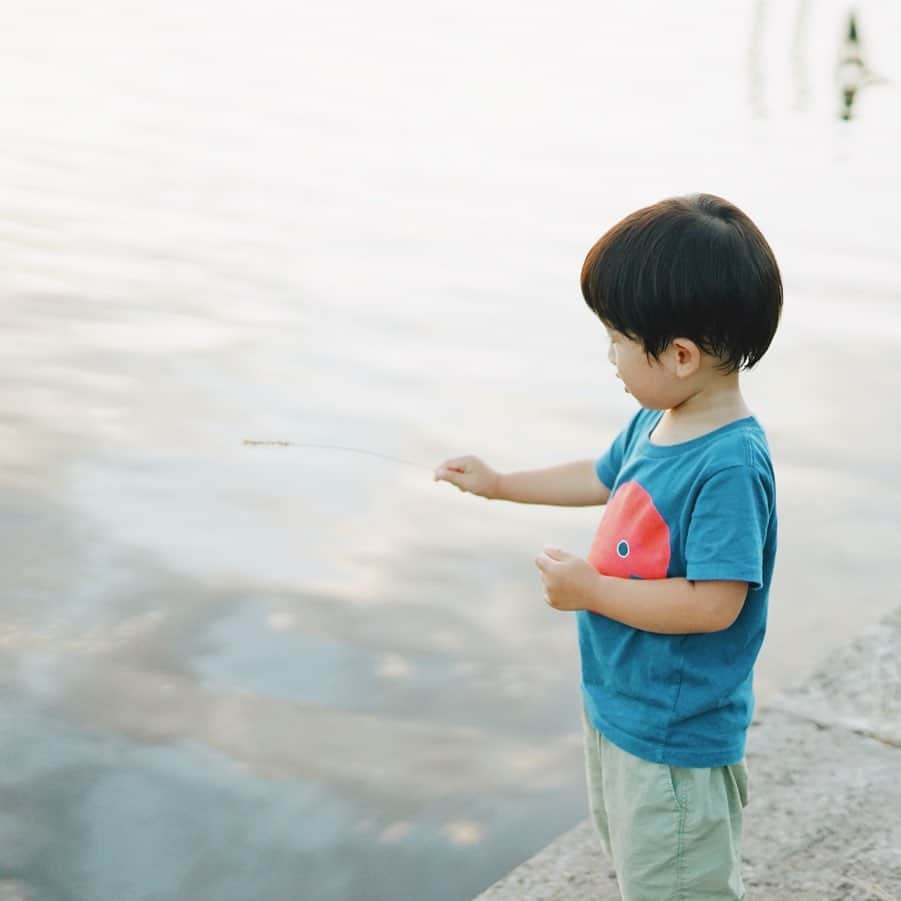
[435,456,610,507]
[497,459,611,506]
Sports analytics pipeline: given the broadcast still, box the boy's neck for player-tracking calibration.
[652,375,751,445]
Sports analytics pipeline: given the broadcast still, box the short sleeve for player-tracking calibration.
[595,408,648,491]
[685,465,773,588]
[594,432,625,488]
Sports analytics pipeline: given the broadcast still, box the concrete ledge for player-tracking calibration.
[474,607,901,901]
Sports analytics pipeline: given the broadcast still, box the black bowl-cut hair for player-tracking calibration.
[580,193,782,373]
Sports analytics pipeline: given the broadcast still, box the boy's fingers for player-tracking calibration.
[445,456,473,471]
[435,471,464,492]
[434,461,468,482]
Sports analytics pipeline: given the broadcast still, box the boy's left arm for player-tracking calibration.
[536,461,770,633]
[584,572,748,634]
[535,546,747,633]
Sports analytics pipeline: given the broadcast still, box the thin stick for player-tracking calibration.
[242,440,433,472]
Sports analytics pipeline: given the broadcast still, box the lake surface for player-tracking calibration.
[2,1,900,899]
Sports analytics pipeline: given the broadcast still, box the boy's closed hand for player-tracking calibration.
[535,546,598,612]
[433,455,500,499]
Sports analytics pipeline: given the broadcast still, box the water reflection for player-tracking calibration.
[838,13,865,119]
[748,2,892,121]
[835,11,890,120]
[4,478,586,899]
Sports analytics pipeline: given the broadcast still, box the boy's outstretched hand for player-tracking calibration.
[433,455,501,499]
[535,546,599,612]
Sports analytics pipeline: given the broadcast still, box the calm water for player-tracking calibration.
[2,1,900,899]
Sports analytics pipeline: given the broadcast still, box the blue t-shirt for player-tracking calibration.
[578,407,777,767]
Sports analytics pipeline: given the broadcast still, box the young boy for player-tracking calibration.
[433,193,781,900]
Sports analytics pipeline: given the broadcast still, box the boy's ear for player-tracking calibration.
[665,337,702,378]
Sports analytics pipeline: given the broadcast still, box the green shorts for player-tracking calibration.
[582,703,750,901]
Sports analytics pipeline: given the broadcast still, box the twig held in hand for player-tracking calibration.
[242,440,433,471]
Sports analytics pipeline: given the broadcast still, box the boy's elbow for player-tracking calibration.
[709,608,742,633]
[696,580,749,632]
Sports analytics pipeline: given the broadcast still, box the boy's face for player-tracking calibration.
[605,327,674,409]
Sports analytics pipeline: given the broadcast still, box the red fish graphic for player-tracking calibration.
[587,480,671,579]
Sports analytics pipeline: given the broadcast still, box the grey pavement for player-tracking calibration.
[474,606,901,901]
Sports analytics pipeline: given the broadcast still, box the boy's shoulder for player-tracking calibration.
[685,419,777,514]
[675,420,776,516]
[606,408,776,502]
[621,408,773,465]
[700,416,774,482]
[697,413,770,452]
